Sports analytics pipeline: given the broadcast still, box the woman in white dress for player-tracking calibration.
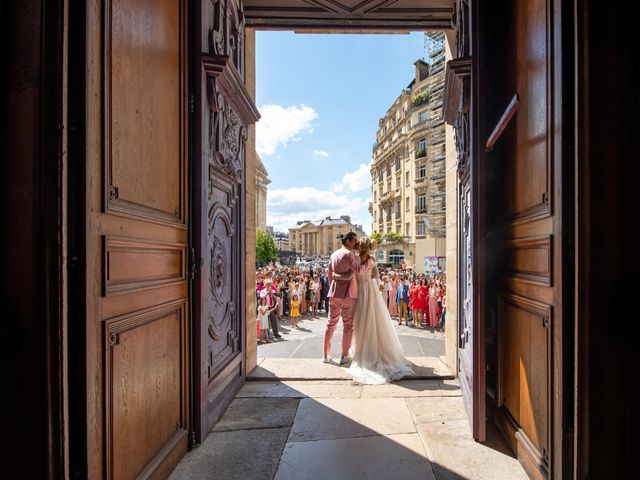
[335,237,413,384]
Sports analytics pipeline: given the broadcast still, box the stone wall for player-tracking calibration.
[443,30,458,374]
[244,28,257,373]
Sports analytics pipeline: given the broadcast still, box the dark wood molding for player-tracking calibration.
[202,54,260,126]
[102,236,188,296]
[485,94,520,151]
[506,235,553,286]
[444,56,471,125]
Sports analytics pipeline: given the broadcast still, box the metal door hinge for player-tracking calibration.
[189,94,195,113]
[189,247,198,280]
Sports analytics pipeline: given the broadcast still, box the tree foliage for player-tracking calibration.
[371,231,383,242]
[256,228,278,262]
[385,231,404,243]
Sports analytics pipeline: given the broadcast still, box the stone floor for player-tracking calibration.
[169,379,529,480]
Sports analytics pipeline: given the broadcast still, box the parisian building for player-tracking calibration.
[369,32,449,273]
[269,230,290,253]
[255,154,270,231]
[289,216,366,256]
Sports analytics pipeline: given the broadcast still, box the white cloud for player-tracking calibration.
[331,162,371,194]
[256,104,318,156]
[267,186,372,235]
[314,149,329,158]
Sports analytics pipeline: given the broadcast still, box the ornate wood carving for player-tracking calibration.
[454,0,470,57]
[194,0,258,442]
[444,57,471,180]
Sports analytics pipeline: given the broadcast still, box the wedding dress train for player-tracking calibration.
[348,264,413,384]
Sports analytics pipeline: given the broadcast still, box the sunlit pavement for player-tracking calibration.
[168,312,529,479]
[257,311,446,359]
[169,378,529,480]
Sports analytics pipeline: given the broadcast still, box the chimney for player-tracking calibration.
[414,60,429,83]
[340,215,351,224]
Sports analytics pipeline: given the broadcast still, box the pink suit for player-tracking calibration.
[324,247,373,357]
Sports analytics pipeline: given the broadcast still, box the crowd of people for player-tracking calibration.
[255,258,446,343]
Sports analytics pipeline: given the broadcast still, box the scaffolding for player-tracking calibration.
[424,31,447,237]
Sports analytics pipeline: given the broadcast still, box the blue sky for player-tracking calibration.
[256,31,427,234]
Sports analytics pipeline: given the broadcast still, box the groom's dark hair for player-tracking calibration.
[339,231,357,245]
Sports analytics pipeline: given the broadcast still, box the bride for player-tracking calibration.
[334,237,413,384]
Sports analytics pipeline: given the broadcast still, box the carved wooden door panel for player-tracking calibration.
[84,0,190,478]
[494,0,565,478]
[448,0,485,442]
[193,0,259,442]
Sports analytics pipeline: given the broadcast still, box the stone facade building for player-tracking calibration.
[271,230,290,252]
[255,154,270,231]
[370,32,450,273]
[289,216,366,256]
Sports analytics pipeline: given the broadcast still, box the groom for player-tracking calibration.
[324,231,373,365]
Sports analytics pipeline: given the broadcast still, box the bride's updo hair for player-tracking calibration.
[357,237,376,263]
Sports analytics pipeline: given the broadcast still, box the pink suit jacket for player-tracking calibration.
[327,247,373,299]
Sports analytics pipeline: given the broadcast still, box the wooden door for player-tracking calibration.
[192,0,259,442]
[84,1,190,478]
[492,0,566,478]
[447,0,485,442]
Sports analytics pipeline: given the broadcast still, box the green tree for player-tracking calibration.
[371,231,383,243]
[385,232,404,243]
[256,228,278,263]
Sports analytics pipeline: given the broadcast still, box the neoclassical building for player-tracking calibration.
[370,32,450,272]
[289,216,366,256]
[255,154,270,231]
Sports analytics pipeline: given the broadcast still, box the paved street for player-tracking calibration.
[257,311,445,359]
[251,311,452,381]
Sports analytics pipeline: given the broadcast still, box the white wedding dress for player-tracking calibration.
[347,263,413,384]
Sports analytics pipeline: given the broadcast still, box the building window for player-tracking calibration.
[396,176,400,189]
[405,171,410,186]
[417,194,426,212]
[406,196,410,211]
[386,164,391,177]
[417,138,427,151]
[417,222,426,235]
[396,200,401,217]
[417,165,426,179]
[419,110,429,123]
[395,157,401,170]
[406,222,410,236]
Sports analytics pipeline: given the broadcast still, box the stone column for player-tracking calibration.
[244,28,257,373]
[444,31,458,373]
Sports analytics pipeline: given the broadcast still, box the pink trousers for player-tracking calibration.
[324,297,356,357]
